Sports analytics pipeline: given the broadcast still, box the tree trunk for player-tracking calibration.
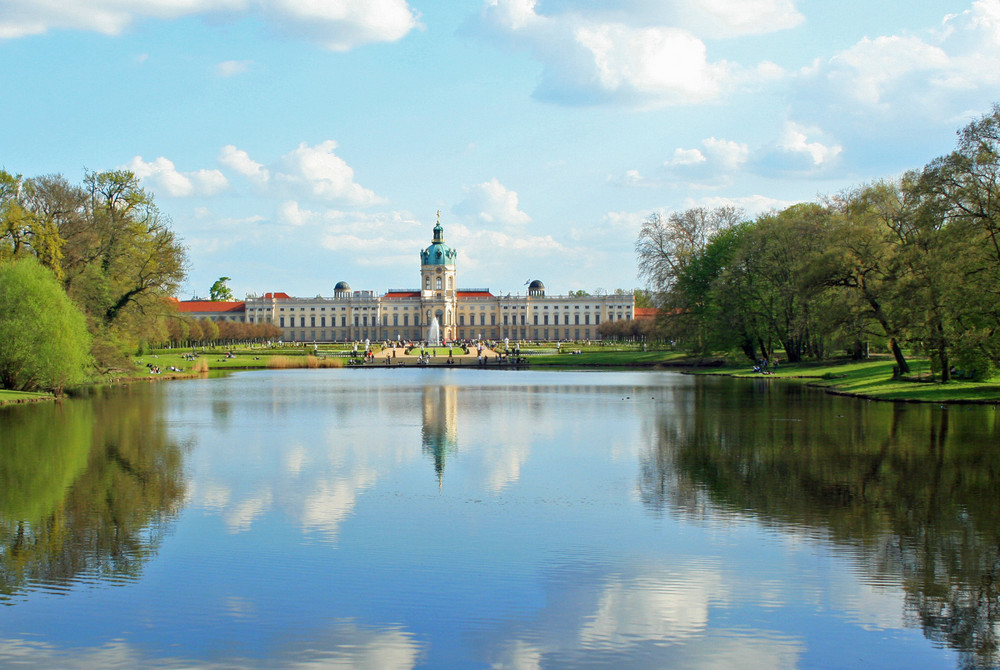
[889,337,910,375]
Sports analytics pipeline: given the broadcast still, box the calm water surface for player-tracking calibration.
[1,369,998,668]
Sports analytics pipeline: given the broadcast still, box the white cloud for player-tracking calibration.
[0,0,244,39]
[0,0,418,50]
[702,137,750,171]
[792,1,1000,130]
[277,141,384,206]
[744,122,842,176]
[277,200,311,226]
[219,145,270,186]
[216,59,253,77]
[453,178,531,227]
[125,155,229,197]
[827,35,950,108]
[476,0,801,106]
[778,122,842,166]
[263,0,420,52]
[478,0,734,107]
[607,169,661,188]
[661,136,749,187]
[674,0,804,38]
[669,148,707,166]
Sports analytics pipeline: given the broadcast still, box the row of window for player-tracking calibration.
[276,328,598,343]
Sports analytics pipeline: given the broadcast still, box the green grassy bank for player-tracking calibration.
[6,344,999,406]
[0,389,55,405]
[685,357,1000,404]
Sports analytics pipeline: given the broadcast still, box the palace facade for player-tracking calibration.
[177,218,636,343]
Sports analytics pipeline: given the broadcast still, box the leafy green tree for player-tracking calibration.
[633,288,653,308]
[825,182,914,373]
[636,206,742,301]
[0,170,65,277]
[915,107,1000,378]
[0,257,92,392]
[79,170,187,328]
[210,276,234,301]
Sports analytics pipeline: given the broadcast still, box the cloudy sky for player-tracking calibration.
[2,0,998,299]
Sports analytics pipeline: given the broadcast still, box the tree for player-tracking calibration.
[0,257,92,393]
[80,170,187,328]
[825,181,914,373]
[636,206,742,301]
[210,277,234,301]
[633,289,654,308]
[0,170,65,277]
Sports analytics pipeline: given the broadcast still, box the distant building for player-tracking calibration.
[176,216,635,342]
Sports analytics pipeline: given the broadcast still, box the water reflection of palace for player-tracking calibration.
[422,385,458,487]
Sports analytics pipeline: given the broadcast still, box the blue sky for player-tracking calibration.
[2,0,997,299]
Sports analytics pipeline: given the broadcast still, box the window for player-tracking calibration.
[424,276,430,290]
[436,277,442,290]
[310,316,316,327]
[544,315,549,325]
[459,315,465,326]
[280,317,285,327]
[574,314,579,325]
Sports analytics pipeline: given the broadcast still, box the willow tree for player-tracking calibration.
[0,257,91,392]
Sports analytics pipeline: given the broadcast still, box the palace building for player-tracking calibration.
[177,216,636,343]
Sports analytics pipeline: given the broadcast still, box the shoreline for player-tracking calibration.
[5,352,998,407]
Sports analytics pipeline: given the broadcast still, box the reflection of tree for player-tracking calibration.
[421,385,458,487]
[639,378,1000,668]
[0,389,188,600]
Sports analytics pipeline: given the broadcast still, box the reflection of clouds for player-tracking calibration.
[484,439,531,493]
[0,621,422,669]
[492,639,544,669]
[195,482,232,511]
[223,595,257,620]
[829,569,906,632]
[484,560,803,669]
[284,445,307,476]
[299,470,377,539]
[580,568,726,646]
[224,490,273,533]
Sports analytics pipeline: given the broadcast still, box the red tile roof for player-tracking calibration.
[263,292,292,299]
[384,291,420,299]
[635,307,658,319]
[457,291,494,298]
[176,300,246,313]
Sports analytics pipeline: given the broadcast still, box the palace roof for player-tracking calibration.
[175,300,246,313]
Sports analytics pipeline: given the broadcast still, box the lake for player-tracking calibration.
[1,369,998,668]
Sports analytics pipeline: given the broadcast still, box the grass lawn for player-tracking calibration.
[528,349,689,367]
[0,389,54,405]
[690,357,1000,403]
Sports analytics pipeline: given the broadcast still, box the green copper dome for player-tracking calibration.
[420,217,457,266]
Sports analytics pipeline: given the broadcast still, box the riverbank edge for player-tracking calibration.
[675,363,1000,405]
[5,354,998,407]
